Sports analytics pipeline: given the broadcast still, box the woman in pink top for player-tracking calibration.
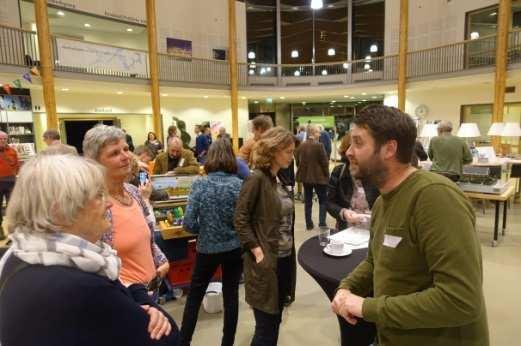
[83,125,169,290]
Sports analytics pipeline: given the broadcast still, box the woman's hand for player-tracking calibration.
[139,180,153,201]
[251,246,264,264]
[141,305,171,340]
[156,262,170,278]
[342,209,364,225]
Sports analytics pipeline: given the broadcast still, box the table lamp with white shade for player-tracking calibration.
[487,122,505,136]
[457,123,481,138]
[501,122,521,156]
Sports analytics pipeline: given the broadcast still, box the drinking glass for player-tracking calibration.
[318,226,330,247]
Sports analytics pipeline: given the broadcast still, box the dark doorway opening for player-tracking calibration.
[63,119,115,154]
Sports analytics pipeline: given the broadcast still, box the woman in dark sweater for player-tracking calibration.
[327,133,380,230]
[0,154,178,346]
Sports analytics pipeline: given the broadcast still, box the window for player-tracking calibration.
[246,0,277,64]
[352,0,385,62]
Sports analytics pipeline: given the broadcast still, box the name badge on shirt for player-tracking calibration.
[383,234,402,248]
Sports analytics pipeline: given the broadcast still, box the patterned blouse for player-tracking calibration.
[101,183,167,267]
[350,179,370,214]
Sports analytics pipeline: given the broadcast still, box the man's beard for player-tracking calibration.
[350,153,389,188]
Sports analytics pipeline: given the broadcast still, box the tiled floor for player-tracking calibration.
[162,198,521,346]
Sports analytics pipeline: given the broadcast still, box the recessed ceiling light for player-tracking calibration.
[203,95,209,98]
[331,100,336,103]
[241,96,247,100]
[126,28,133,32]
[254,100,259,104]
[302,101,306,106]
[57,11,65,16]
[84,23,91,28]
[343,95,349,98]
[279,96,285,100]
[490,12,497,16]
[372,96,378,99]
[266,98,273,103]
[327,4,334,8]
[291,50,299,58]
[362,99,368,102]
[61,88,69,91]
[321,69,328,76]
[350,96,356,99]
[248,51,256,59]
[327,48,336,56]
[362,92,367,95]
[117,91,123,95]
[161,93,168,96]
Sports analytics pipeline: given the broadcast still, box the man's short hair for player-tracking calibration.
[252,115,273,133]
[353,105,417,164]
[43,129,60,141]
[437,121,453,133]
[134,145,153,158]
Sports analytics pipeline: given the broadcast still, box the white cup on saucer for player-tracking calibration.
[328,239,345,255]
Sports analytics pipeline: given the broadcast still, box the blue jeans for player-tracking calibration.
[303,183,327,228]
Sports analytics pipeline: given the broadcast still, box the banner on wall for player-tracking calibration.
[296,115,336,128]
[56,38,148,76]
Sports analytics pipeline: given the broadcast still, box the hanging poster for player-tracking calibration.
[166,38,192,58]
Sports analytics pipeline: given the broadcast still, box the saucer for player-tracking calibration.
[323,244,352,257]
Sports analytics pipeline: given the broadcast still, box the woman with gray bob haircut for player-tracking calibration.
[0,154,178,346]
[83,125,170,297]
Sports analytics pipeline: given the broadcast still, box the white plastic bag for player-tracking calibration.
[203,282,223,313]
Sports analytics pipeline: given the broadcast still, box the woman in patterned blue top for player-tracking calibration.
[179,138,243,346]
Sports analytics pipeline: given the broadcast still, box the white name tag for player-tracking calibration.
[383,234,402,248]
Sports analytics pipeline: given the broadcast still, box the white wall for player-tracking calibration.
[0,0,20,27]
[385,0,498,55]
[384,80,521,132]
[30,91,249,150]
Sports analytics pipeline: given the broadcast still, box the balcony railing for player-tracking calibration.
[2,24,521,89]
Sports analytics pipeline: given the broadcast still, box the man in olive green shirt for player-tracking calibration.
[428,121,473,178]
[331,106,489,346]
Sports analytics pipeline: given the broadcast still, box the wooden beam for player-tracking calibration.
[146,0,162,139]
[492,0,512,153]
[229,0,239,152]
[34,0,58,130]
[397,0,408,112]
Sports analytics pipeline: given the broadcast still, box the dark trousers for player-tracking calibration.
[303,183,327,228]
[251,256,292,346]
[179,248,243,346]
[0,179,15,235]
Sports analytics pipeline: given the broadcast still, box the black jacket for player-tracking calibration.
[326,163,380,230]
[0,255,179,346]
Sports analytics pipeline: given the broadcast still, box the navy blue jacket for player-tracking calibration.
[319,131,332,159]
[0,255,179,346]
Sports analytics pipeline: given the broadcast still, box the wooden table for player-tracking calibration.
[463,180,517,246]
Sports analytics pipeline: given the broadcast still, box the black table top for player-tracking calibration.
[298,235,368,298]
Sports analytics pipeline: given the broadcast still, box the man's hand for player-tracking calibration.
[331,289,365,325]
[141,305,171,340]
[156,262,170,279]
[342,209,365,225]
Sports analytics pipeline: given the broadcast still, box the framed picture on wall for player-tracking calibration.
[212,48,227,61]
[166,38,192,59]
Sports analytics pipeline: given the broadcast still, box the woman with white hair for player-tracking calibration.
[0,154,178,345]
[83,125,169,296]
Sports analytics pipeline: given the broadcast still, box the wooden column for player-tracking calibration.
[397,0,409,112]
[145,0,162,138]
[34,0,57,130]
[492,0,512,152]
[228,0,239,152]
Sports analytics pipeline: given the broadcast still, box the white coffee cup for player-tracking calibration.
[328,239,344,254]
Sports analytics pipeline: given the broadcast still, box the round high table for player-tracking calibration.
[298,235,376,346]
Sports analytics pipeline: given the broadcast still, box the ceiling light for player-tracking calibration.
[331,100,336,103]
[249,69,255,75]
[372,96,377,99]
[311,0,324,10]
[116,91,123,95]
[327,48,336,56]
[350,96,356,99]
[343,95,349,98]
[343,63,349,69]
[321,69,328,76]
[327,4,334,8]
[370,44,378,53]
[365,55,372,61]
[368,69,373,72]
[241,96,247,100]
[161,93,168,96]
[362,92,367,95]
[266,67,272,72]
[61,88,69,91]
[260,67,266,75]
[294,70,301,76]
[470,32,480,40]
[266,98,273,103]
[84,23,91,28]
[291,50,299,58]
[57,11,65,16]
[254,100,259,104]
[362,99,368,102]
[280,96,285,100]
[364,63,370,70]
[490,12,497,16]
[203,95,209,99]
[302,101,306,105]
[248,51,256,59]
[126,28,133,32]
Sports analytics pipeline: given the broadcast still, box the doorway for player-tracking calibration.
[61,119,115,154]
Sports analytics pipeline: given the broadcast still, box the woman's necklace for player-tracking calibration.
[110,191,133,207]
